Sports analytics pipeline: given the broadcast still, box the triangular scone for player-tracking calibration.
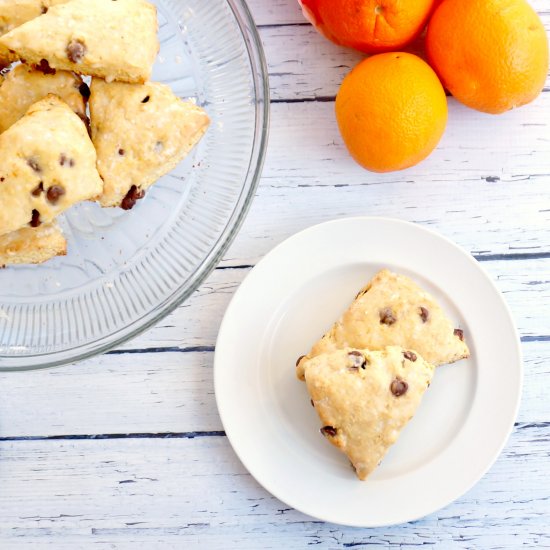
[0,222,66,266]
[0,64,87,133]
[0,0,69,64]
[90,79,210,208]
[303,346,434,480]
[0,0,158,83]
[0,95,103,236]
[297,269,469,380]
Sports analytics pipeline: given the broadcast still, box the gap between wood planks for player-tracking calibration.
[105,335,549,357]
[269,87,550,104]
[99,250,550,356]
[216,252,550,269]
[0,423,547,442]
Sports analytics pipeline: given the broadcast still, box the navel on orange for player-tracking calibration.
[335,53,448,172]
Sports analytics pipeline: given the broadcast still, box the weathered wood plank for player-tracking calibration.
[0,337,547,438]
[248,0,304,26]
[213,99,550,268]
[110,257,550,353]
[253,7,550,101]
[0,428,548,548]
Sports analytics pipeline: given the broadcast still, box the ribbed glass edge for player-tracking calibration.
[0,0,270,371]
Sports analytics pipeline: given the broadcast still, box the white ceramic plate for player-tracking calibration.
[214,217,522,527]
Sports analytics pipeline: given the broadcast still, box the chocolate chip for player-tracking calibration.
[403,351,417,362]
[31,182,44,196]
[419,306,430,323]
[30,209,41,228]
[66,39,87,63]
[454,328,464,341]
[295,355,306,368]
[78,82,91,99]
[348,350,366,370]
[41,3,48,13]
[35,58,55,75]
[379,307,396,325]
[141,95,150,103]
[59,154,74,167]
[0,177,4,182]
[118,148,125,156]
[320,426,337,437]
[27,158,41,173]
[46,185,65,204]
[310,399,315,408]
[120,185,145,210]
[390,378,408,397]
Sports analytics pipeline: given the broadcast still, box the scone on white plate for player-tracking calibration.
[297,269,469,379]
[0,0,70,65]
[0,222,66,266]
[0,0,159,83]
[0,94,103,236]
[90,78,210,208]
[0,63,87,133]
[302,346,434,480]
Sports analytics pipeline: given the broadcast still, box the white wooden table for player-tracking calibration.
[1,1,550,547]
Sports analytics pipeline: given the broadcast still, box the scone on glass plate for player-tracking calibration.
[0,0,70,65]
[90,79,210,209]
[297,269,469,379]
[0,94,103,236]
[0,0,159,83]
[0,223,66,267]
[0,63,87,133]
[302,346,434,480]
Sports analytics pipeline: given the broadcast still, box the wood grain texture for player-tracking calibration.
[109,257,550,352]
[1,0,549,547]
[253,8,549,101]
[216,99,550,268]
[0,257,548,438]
[0,338,547,438]
[0,428,548,549]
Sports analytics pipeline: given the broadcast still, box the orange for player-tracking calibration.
[426,0,549,114]
[298,0,435,53]
[335,53,448,172]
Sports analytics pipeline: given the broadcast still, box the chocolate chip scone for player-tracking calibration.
[0,64,87,133]
[0,0,69,65]
[0,222,66,266]
[90,79,210,209]
[0,0,158,83]
[302,346,434,480]
[0,94,103,236]
[297,269,469,380]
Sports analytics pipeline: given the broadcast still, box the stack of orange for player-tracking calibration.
[298,0,549,172]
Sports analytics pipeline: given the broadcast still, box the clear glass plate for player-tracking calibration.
[0,0,269,371]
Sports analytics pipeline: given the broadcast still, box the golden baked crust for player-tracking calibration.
[0,0,159,83]
[0,222,66,266]
[0,63,86,133]
[297,269,469,379]
[90,78,210,208]
[303,346,434,480]
[0,0,70,65]
[0,95,103,236]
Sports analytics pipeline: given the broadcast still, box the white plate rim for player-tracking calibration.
[214,216,523,527]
